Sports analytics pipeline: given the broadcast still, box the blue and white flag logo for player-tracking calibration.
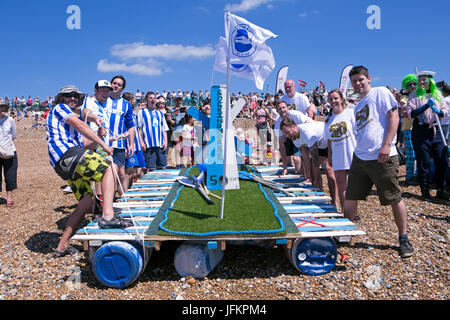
[213,12,277,90]
[232,24,257,57]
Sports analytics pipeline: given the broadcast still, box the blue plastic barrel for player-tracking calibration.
[289,237,337,276]
[174,242,224,279]
[92,241,147,288]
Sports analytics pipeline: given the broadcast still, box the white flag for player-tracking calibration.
[213,36,275,90]
[225,12,277,46]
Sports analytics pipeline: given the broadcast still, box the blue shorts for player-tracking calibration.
[144,147,167,170]
[112,148,126,167]
[126,149,146,169]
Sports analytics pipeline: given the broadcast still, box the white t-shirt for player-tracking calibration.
[353,87,398,161]
[293,121,328,149]
[0,116,16,152]
[281,92,310,114]
[324,108,357,170]
[274,109,312,137]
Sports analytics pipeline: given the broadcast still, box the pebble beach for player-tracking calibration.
[0,117,448,301]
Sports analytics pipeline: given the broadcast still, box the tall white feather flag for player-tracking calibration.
[213,12,277,90]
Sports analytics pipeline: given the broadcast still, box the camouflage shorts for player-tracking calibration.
[68,150,111,201]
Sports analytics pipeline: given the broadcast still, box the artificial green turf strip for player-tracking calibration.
[154,166,288,237]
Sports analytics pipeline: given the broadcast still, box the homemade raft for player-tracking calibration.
[72,166,365,288]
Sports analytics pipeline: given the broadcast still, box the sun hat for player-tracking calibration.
[58,85,83,95]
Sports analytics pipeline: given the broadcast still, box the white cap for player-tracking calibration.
[95,80,113,90]
[416,69,436,78]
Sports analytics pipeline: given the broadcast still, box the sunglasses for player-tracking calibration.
[407,82,417,87]
[62,93,80,99]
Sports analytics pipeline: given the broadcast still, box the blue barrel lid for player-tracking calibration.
[291,237,337,276]
[93,241,144,289]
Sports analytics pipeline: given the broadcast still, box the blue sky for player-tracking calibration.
[1,0,449,99]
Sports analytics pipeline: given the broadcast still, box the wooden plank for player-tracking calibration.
[113,201,164,208]
[293,219,355,228]
[299,229,366,238]
[278,196,332,204]
[133,178,177,184]
[275,191,326,197]
[132,181,175,186]
[289,212,343,218]
[128,186,172,192]
[123,190,169,196]
[72,234,145,241]
[76,227,148,234]
[117,196,167,202]
[297,225,358,232]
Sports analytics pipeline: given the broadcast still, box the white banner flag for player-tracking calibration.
[213,36,275,90]
[275,65,288,95]
[339,64,353,98]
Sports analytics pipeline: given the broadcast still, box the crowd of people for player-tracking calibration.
[0,66,448,260]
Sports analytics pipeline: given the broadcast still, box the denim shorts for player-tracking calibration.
[144,147,167,170]
[112,148,126,167]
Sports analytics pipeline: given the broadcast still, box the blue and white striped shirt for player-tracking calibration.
[103,96,135,149]
[132,112,143,151]
[81,96,107,134]
[46,104,83,168]
[137,108,168,148]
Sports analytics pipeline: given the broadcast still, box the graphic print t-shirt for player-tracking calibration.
[353,87,398,161]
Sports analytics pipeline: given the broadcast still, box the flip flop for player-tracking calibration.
[6,200,14,207]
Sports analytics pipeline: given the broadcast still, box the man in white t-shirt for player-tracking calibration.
[281,80,313,117]
[280,117,338,207]
[274,100,313,177]
[344,66,413,259]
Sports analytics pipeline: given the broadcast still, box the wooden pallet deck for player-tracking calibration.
[72,166,365,244]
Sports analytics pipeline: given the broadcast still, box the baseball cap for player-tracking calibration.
[95,80,113,90]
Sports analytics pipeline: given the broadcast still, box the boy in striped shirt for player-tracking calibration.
[105,75,136,194]
[137,91,169,173]
[47,85,133,258]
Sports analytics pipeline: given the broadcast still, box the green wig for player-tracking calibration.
[415,76,443,102]
[402,74,417,92]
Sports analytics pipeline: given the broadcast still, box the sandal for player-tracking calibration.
[6,200,14,207]
[98,216,133,229]
[53,245,79,258]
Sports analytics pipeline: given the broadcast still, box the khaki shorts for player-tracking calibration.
[345,155,402,206]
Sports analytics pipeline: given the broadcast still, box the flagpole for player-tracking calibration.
[220,11,231,219]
